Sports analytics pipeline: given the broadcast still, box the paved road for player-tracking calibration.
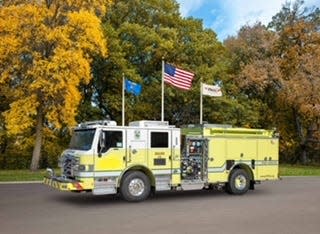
[0,177,320,234]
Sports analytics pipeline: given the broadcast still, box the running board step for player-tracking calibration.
[181,181,205,191]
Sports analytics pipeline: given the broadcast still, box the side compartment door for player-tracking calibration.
[207,138,228,183]
[126,129,148,167]
[171,129,181,184]
[257,138,279,180]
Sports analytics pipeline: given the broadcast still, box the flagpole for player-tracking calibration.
[161,58,164,122]
[122,73,125,126]
[200,82,203,125]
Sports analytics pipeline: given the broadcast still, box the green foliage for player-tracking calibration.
[0,153,31,170]
[85,0,237,127]
[0,128,68,169]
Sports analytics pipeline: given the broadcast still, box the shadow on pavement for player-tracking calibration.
[48,188,268,206]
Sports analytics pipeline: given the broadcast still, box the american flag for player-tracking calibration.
[164,63,195,90]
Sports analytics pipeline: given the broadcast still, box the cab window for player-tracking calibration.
[100,131,123,153]
[151,132,168,148]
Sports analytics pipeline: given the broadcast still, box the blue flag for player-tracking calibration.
[125,79,142,96]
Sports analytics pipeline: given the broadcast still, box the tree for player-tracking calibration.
[268,0,307,32]
[268,1,320,164]
[88,0,183,124]
[226,1,320,164]
[85,0,235,127]
[0,90,9,154]
[224,23,278,129]
[0,0,109,170]
[274,20,320,164]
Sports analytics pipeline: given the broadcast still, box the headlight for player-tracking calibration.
[58,157,63,168]
[74,157,80,165]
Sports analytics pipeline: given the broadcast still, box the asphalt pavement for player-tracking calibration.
[0,177,320,234]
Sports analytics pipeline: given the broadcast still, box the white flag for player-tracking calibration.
[202,83,222,97]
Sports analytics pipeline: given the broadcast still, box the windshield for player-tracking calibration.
[69,129,96,151]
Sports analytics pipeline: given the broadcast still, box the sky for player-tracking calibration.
[176,0,320,41]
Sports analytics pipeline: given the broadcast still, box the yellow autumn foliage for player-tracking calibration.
[0,1,109,134]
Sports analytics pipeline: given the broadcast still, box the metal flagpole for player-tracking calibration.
[200,82,203,124]
[122,73,125,126]
[161,58,164,122]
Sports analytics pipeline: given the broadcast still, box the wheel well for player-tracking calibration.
[230,163,254,181]
[118,166,155,188]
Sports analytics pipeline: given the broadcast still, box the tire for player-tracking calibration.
[120,171,151,202]
[226,169,250,195]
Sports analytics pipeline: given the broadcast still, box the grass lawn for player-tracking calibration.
[279,164,320,176]
[0,169,54,182]
[0,164,320,182]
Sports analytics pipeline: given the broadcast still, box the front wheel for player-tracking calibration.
[120,171,151,202]
[226,169,250,195]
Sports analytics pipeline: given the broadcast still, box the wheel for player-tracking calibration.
[120,171,151,202]
[226,169,250,195]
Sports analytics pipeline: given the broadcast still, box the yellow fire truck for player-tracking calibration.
[44,120,279,202]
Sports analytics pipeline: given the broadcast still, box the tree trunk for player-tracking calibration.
[30,109,43,171]
[300,147,307,164]
[1,136,8,169]
[293,108,308,164]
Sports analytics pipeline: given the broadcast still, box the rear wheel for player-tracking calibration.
[226,169,250,195]
[120,171,150,202]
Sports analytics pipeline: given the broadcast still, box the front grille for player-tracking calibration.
[61,154,78,178]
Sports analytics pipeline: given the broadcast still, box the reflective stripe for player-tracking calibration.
[207,160,278,174]
[208,164,226,173]
[78,170,174,177]
[153,169,172,175]
[74,160,278,178]
[77,171,121,177]
[255,160,278,166]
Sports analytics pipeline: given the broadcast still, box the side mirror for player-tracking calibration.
[99,131,106,156]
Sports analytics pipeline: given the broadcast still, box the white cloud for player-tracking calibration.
[306,0,320,7]
[177,0,320,41]
[220,0,287,39]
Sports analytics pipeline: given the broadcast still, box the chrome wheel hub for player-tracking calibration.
[128,178,145,196]
[235,175,247,190]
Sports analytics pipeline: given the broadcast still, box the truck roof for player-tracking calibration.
[182,124,276,138]
[75,120,178,130]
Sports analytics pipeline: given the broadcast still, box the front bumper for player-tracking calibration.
[43,176,86,192]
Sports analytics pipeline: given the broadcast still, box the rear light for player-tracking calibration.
[73,182,83,190]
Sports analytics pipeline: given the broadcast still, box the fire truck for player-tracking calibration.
[44,120,279,202]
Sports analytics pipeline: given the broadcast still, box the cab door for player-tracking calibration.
[95,129,126,174]
[93,129,126,195]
